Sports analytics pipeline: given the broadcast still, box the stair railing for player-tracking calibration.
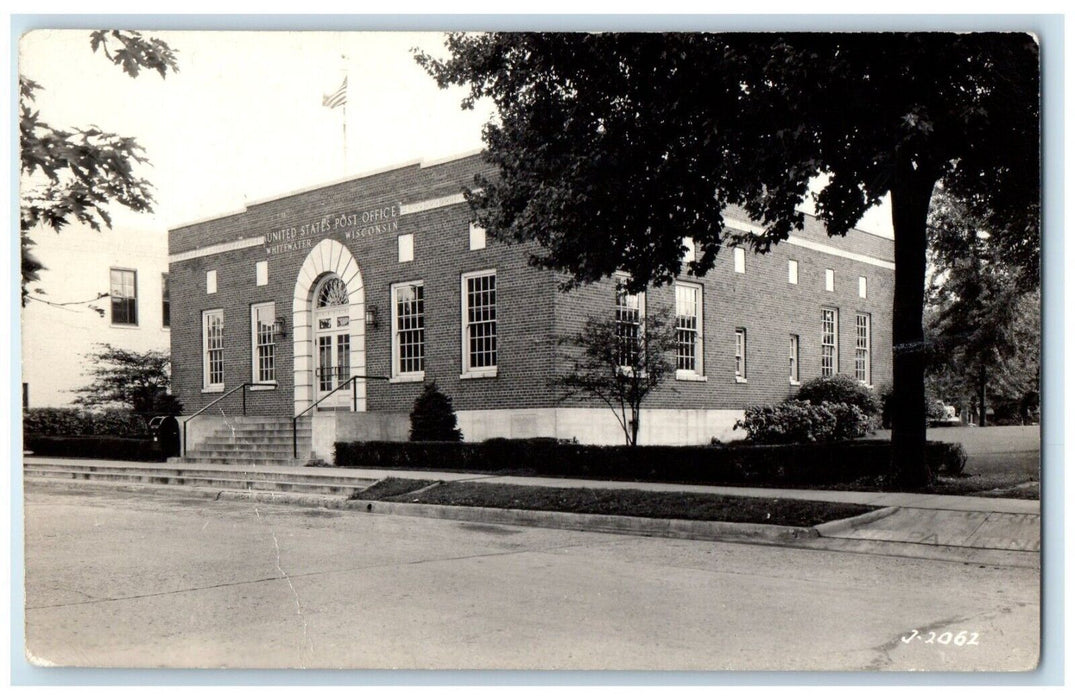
[181,382,275,456]
[292,374,389,459]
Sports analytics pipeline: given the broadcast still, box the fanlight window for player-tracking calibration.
[316,277,349,307]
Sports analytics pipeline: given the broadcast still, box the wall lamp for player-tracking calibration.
[273,317,287,338]
[365,305,379,329]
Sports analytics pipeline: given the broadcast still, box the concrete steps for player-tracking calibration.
[181,416,313,465]
[24,462,377,498]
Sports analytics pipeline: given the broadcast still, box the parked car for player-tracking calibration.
[930,402,962,427]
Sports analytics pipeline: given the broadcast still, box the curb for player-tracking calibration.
[814,506,899,536]
[343,498,820,545]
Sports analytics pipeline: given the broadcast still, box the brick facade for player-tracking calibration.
[169,153,894,447]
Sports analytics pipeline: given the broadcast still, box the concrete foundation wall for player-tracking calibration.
[311,411,411,461]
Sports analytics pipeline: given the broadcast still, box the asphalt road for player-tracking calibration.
[23,483,1040,671]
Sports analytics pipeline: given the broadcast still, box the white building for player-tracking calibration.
[21,226,171,408]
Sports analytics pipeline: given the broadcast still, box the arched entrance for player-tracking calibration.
[292,239,365,414]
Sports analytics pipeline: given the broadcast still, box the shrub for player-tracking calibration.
[926,441,968,476]
[22,408,149,438]
[796,374,881,417]
[409,382,463,442]
[334,438,969,487]
[24,435,164,462]
[735,400,873,444]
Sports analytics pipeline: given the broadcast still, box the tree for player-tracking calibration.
[20,30,178,303]
[554,308,676,446]
[409,382,463,441]
[418,33,1040,485]
[925,192,1040,426]
[73,343,183,417]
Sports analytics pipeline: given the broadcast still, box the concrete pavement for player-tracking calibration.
[22,455,1040,564]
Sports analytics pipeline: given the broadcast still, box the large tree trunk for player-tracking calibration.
[977,365,988,427]
[889,156,936,488]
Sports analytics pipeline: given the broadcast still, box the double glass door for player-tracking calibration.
[313,277,352,408]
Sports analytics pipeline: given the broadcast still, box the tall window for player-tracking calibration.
[251,302,276,383]
[161,273,170,328]
[735,328,747,380]
[110,269,138,325]
[821,308,839,377]
[789,334,800,384]
[615,282,644,368]
[202,309,224,390]
[675,283,702,375]
[855,312,872,384]
[392,282,425,379]
[462,271,497,374]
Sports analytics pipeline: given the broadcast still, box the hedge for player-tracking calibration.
[24,435,165,462]
[335,438,966,486]
[22,408,149,438]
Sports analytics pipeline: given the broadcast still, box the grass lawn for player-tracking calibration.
[353,478,877,528]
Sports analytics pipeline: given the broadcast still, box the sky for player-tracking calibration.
[18,29,894,240]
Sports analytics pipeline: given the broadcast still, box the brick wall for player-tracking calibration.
[170,153,894,426]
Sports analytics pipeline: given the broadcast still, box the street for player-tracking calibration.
[23,483,1039,671]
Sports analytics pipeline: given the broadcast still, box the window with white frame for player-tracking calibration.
[859,276,868,299]
[398,233,414,262]
[392,281,425,379]
[789,334,800,384]
[821,308,839,377]
[734,247,745,274]
[735,328,747,380]
[788,260,798,284]
[855,312,871,384]
[110,268,138,325]
[825,268,835,292]
[202,309,224,390]
[674,283,703,376]
[462,270,497,374]
[615,281,644,368]
[251,302,276,384]
[469,223,486,251]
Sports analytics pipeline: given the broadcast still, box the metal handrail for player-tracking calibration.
[181,382,275,455]
[293,374,389,459]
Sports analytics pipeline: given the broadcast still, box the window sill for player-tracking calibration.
[675,371,707,382]
[390,373,426,384]
[110,323,140,330]
[249,383,277,391]
[460,368,497,380]
[789,379,801,386]
[734,377,748,384]
[202,387,224,394]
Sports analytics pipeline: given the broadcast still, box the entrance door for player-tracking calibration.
[313,276,353,409]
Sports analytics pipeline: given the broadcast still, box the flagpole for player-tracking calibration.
[341,54,348,174]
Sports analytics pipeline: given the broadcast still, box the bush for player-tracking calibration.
[24,435,164,461]
[926,441,967,476]
[735,400,873,444]
[22,408,149,438]
[334,438,969,487]
[796,374,881,417]
[409,382,463,442]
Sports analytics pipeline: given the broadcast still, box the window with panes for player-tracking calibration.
[110,269,138,325]
[855,312,871,384]
[674,283,702,374]
[203,310,224,389]
[463,271,497,371]
[615,283,643,368]
[821,308,838,377]
[251,303,276,383]
[393,282,425,377]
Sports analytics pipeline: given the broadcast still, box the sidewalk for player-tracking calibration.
[22,455,1041,563]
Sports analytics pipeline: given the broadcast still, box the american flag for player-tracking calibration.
[322,76,347,109]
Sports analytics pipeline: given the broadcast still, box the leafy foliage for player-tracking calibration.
[553,310,677,446]
[20,31,178,303]
[735,400,874,445]
[72,343,182,417]
[795,374,882,418]
[418,32,1040,485]
[409,382,463,442]
[925,191,1040,425]
[22,406,150,437]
